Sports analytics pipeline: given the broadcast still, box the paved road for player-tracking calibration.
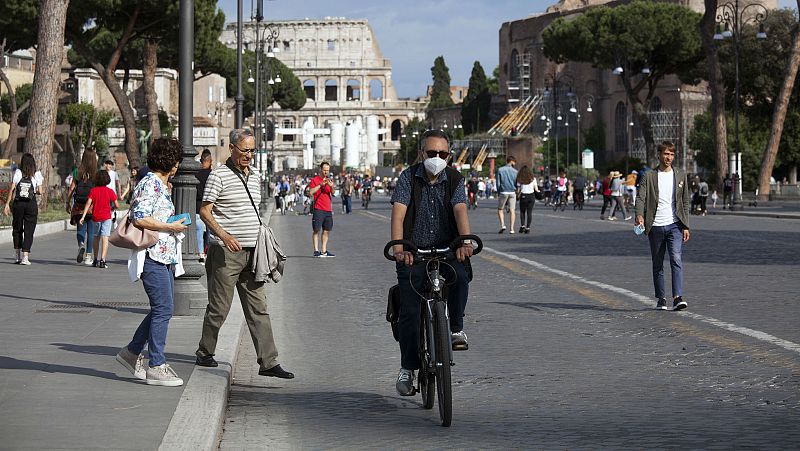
[220,195,800,449]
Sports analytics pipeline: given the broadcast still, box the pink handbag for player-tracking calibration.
[110,216,159,250]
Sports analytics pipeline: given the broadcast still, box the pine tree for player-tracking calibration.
[427,56,453,112]
[461,61,491,134]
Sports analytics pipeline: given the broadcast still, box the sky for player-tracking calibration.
[217,0,798,99]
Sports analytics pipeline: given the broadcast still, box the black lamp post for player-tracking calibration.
[715,0,768,210]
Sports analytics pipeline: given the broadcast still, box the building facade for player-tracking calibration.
[220,17,426,171]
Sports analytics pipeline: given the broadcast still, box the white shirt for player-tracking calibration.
[520,179,538,194]
[653,170,678,227]
[12,169,44,191]
[107,169,119,193]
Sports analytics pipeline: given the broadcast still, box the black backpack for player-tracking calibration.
[14,176,35,202]
[74,179,93,205]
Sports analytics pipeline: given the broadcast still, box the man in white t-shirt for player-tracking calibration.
[104,160,121,196]
[635,141,691,311]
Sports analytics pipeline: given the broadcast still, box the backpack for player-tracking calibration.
[74,179,93,205]
[15,175,35,202]
[700,184,709,196]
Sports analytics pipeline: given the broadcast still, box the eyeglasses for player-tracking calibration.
[424,150,451,159]
[232,143,256,154]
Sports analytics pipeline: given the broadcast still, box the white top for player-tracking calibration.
[653,170,678,227]
[12,169,44,190]
[107,170,119,193]
[519,179,538,194]
[556,177,568,191]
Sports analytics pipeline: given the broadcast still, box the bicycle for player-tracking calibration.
[383,234,483,427]
[572,190,585,211]
[552,192,567,212]
[362,188,372,209]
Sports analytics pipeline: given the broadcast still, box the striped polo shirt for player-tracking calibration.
[203,159,261,247]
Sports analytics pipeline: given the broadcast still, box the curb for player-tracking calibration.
[159,200,274,451]
[708,210,800,220]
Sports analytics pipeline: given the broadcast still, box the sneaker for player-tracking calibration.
[395,368,415,396]
[146,364,184,387]
[98,260,108,269]
[509,229,515,234]
[673,296,688,311]
[321,251,335,258]
[451,330,469,351]
[84,253,94,266]
[77,246,86,263]
[519,227,525,233]
[625,216,632,221]
[20,256,31,265]
[13,249,21,264]
[524,227,531,234]
[313,251,322,258]
[655,298,668,310]
[92,259,98,268]
[608,217,617,221]
[116,346,147,380]
[498,226,506,234]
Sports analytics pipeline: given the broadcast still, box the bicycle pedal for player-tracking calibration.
[452,344,469,351]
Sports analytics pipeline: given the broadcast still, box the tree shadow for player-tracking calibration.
[0,294,149,314]
[50,343,196,364]
[0,355,126,381]
[493,301,644,312]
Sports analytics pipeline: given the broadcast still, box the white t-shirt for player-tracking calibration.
[12,169,44,192]
[653,170,678,227]
[107,169,119,193]
[557,177,568,191]
[519,179,538,194]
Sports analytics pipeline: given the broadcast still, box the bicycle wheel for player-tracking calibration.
[433,301,452,427]
[419,308,435,409]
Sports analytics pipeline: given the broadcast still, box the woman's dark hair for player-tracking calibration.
[19,153,37,178]
[517,165,534,185]
[147,138,183,173]
[77,149,98,182]
[94,169,111,187]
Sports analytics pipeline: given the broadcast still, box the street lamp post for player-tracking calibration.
[573,94,594,166]
[542,71,574,177]
[235,0,244,127]
[715,0,768,210]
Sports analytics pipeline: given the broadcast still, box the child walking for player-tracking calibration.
[79,170,119,268]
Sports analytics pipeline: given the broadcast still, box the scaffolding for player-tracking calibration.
[488,95,543,136]
[451,138,507,166]
[519,53,531,100]
[631,110,681,160]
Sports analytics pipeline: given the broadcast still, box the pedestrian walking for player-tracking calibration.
[65,149,98,265]
[195,149,213,262]
[3,153,43,265]
[116,137,188,386]
[120,167,138,205]
[599,174,613,220]
[723,174,733,209]
[309,161,335,257]
[195,128,294,380]
[608,171,631,221]
[626,170,637,207]
[496,156,518,233]
[516,165,538,233]
[634,141,691,311]
[341,175,353,214]
[711,189,718,209]
[78,170,119,268]
[698,178,709,216]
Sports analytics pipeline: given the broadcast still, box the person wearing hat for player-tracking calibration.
[608,171,631,221]
[626,170,638,207]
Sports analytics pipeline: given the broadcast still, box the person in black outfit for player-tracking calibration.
[3,153,42,265]
[195,149,213,261]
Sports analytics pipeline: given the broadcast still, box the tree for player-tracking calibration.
[699,0,729,192]
[63,103,114,150]
[0,83,33,155]
[487,66,500,95]
[427,56,453,112]
[0,0,39,158]
[25,0,70,208]
[543,1,704,166]
[461,61,491,135]
[397,118,427,165]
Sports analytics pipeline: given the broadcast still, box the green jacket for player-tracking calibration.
[635,168,690,235]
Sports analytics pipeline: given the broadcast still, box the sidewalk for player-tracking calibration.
[0,204,272,450]
[707,200,800,219]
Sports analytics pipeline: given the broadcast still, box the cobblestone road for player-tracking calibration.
[220,197,800,449]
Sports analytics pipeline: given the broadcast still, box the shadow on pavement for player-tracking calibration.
[494,301,644,312]
[50,343,196,364]
[0,294,149,314]
[227,388,411,417]
[0,355,125,381]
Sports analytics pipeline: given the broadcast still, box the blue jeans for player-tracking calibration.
[342,195,352,214]
[76,220,94,253]
[195,213,206,253]
[396,260,469,370]
[647,222,684,299]
[128,256,174,366]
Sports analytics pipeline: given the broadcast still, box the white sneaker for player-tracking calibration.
[116,346,147,380]
[20,256,31,265]
[84,252,94,266]
[146,364,184,387]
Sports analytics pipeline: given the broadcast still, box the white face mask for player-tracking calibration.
[424,157,447,176]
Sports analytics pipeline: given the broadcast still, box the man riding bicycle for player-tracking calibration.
[361,175,373,207]
[389,129,474,396]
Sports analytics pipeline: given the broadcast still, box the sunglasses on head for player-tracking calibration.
[424,150,451,159]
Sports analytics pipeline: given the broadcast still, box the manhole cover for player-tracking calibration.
[35,309,92,314]
[94,301,149,307]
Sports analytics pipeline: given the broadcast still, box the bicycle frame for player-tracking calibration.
[422,262,453,373]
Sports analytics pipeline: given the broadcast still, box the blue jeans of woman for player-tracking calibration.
[76,220,94,253]
[127,255,174,366]
[647,222,684,299]
[396,259,469,370]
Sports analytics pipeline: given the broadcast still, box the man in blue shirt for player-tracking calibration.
[495,156,518,233]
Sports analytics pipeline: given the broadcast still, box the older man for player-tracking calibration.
[195,128,294,379]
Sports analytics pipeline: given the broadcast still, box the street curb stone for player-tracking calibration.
[159,201,273,451]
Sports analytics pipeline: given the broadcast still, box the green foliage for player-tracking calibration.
[581,121,607,165]
[232,52,306,117]
[0,0,39,53]
[689,109,765,191]
[487,66,500,95]
[0,83,33,125]
[538,136,577,174]
[398,118,427,166]
[564,164,599,182]
[63,102,115,149]
[136,109,175,137]
[461,61,491,135]
[427,56,454,112]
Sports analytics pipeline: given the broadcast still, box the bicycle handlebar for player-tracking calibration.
[383,235,483,261]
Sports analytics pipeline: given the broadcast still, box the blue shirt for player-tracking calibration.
[496,164,518,193]
[391,165,467,248]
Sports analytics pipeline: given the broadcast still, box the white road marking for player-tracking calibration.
[362,210,800,355]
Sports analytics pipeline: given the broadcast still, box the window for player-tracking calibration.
[325,79,338,101]
[327,39,335,51]
[510,49,520,82]
[219,87,225,102]
[391,120,403,141]
[283,40,290,51]
[208,86,213,102]
[346,79,360,101]
[303,80,316,100]
[282,119,295,142]
[369,79,383,101]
